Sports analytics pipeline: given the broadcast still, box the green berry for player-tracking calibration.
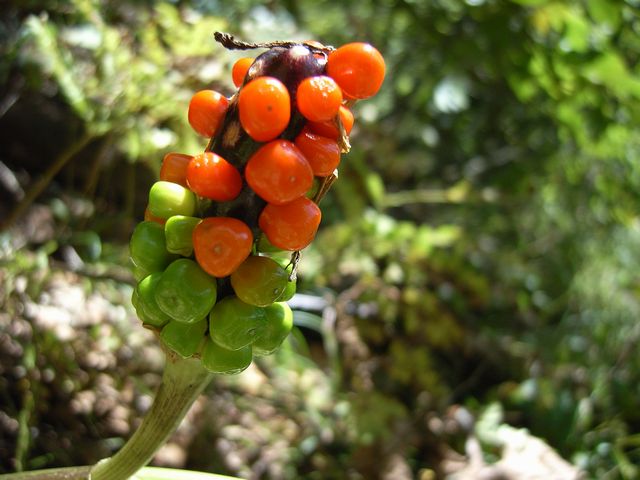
[130,221,177,274]
[276,278,296,302]
[148,181,196,219]
[209,296,268,350]
[164,215,201,256]
[253,302,293,356]
[230,255,289,307]
[201,339,252,375]
[160,318,207,358]
[257,234,285,253]
[155,259,217,324]
[136,273,173,328]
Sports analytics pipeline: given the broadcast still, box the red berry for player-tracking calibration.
[307,106,354,140]
[188,90,229,138]
[245,140,313,205]
[259,197,321,251]
[296,75,343,122]
[186,152,242,202]
[294,131,341,177]
[327,43,385,99]
[232,57,254,87]
[238,77,291,142]
[160,152,192,187]
[192,217,253,277]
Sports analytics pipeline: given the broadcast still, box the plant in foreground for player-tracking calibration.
[6,32,384,480]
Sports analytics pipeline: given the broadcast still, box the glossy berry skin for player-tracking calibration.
[232,57,254,87]
[131,288,151,324]
[230,255,289,307]
[148,181,196,220]
[154,258,217,324]
[201,338,252,375]
[270,256,296,302]
[296,75,343,122]
[192,217,253,278]
[238,77,291,142]
[327,43,385,99]
[144,207,166,225]
[129,221,177,276]
[186,152,242,202]
[253,302,293,356]
[160,152,192,187]
[294,130,341,176]
[136,273,173,328]
[277,278,296,302]
[209,296,268,350]
[307,106,354,140]
[245,140,313,205]
[188,90,229,138]
[164,215,201,257]
[160,318,207,358]
[257,234,286,253]
[259,197,321,251]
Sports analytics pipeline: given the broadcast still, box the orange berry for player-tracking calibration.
[296,75,343,122]
[245,140,313,205]
[307,106,354,140]
[160,152,192,187]
[186,152,242,202]
[327,43,385,99]
[238,77,291,142]
[232,57,254,87]
[188,90,229,138]
[294,131,341,177]
[259,197,321,251]
[192,217,253,277]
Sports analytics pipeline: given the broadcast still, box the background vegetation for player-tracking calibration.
[1,0,639,478]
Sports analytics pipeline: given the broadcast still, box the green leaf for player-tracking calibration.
[583,52,640,99]
[133,467,242,480]
[24,15,94,122]
[511,0,549,5]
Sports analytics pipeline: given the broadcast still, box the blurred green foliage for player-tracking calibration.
[1,0,640,478]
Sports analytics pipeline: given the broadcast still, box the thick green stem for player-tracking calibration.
[0,467,239,480]
[0,466,91,480]
[89,354,213,480]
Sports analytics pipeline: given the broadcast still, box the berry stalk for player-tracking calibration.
[89,355,213,480]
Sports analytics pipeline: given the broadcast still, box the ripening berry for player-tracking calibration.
[188,90,229,138]
[245,140,313,205]
[144,207,167,225]
[232,57,254,87]
[186,152,242,202]
[296,75,343,122]
[307,106,354,140]
[160,152,192,188]
[294,131,341,177]
[327,43,385,99]
[238,77,291,142]
[259,197,321,251]
[192,217,253,278]
[230,255,289,307]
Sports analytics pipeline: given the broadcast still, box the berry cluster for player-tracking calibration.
[130,37,384,375]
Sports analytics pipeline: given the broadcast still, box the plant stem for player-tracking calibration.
[0,466,91,480]
[213,31,334,53]
[89,354,213,480]
[0,466,240,480]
